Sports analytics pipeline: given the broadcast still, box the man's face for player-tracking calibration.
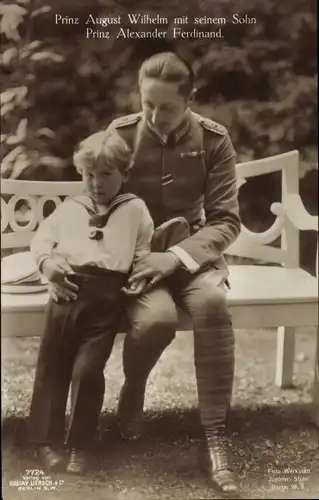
[140,77,190,135]
[83,160,124,206]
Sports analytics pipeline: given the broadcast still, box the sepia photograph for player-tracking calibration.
[1,0,318,499]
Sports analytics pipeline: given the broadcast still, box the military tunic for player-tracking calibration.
[105,110,239,440]
[107,110,241,273]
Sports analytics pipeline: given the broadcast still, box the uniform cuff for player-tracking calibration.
[167,246,200,273]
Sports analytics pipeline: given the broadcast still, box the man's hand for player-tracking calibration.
[128,252,181,290]
[42,258,79,303]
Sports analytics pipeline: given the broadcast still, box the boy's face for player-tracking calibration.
[140,77,191,135]
[83,160,125,206]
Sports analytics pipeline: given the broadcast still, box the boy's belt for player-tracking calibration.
[71,265,128,281]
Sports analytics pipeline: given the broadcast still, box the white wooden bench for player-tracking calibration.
[1,150,318,425]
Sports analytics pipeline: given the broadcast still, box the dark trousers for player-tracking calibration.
[28,267,127,449]
[121,218,234,438]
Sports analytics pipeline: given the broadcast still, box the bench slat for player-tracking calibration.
[2,301,317,337]
[2,265,317,313]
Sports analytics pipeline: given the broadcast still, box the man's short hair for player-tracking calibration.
[73,132,132,175]
[138,52,194,97]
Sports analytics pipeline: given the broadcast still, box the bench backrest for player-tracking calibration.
[1,150,300,268]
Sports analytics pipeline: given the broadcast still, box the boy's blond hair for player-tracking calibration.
[73,131,132,175]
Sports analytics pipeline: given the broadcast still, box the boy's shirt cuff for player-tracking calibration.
[36,254,52,273]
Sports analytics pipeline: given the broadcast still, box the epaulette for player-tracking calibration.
[194,113,227,135]
[112,112,142,129]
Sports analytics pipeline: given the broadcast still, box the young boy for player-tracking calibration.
[27,132,154,474]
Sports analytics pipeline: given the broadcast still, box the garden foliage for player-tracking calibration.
[1,0,317,181]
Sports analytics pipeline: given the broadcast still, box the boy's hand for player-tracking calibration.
[42,258,78,302]
[42,257,71,282]
[122,278,147,296]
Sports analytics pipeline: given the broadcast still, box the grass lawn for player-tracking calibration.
[2,328,319,499]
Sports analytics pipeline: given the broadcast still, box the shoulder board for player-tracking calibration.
[112,112,142,129]
[194,113,227,136]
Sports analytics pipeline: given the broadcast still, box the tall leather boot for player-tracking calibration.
[203,429,240,498]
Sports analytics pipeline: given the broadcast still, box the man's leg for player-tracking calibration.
[119,284,178,437]
[169,269,239,498]
[118,217,188,438]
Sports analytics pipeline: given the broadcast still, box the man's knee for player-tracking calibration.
[188,277,231,324]
[129,298,178,341]
[206,285,228,310]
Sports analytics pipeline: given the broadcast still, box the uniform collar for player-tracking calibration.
[146,108,191,145]
[147,121,168,144]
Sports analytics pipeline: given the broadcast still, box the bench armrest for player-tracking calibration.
[272,194,318,232]
[271,194,318,276]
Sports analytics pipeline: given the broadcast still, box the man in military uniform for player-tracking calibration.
[51,52,241,497]
[111,52,241,498]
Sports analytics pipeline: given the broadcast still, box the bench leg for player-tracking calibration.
[275,326,295,388]
[313,327,319,427]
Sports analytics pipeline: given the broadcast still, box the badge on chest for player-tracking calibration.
[180,150,205,158]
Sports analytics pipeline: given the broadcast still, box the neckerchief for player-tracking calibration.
[72,193,138,240]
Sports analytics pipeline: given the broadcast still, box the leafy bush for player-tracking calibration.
[1,0,317,180]
[1,0,317,270]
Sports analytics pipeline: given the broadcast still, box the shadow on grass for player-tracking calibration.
[2,402,316,448]
[2,404,318,499]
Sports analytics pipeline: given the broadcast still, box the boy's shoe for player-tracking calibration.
[66,448,89,475]
[37,445,65,472]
